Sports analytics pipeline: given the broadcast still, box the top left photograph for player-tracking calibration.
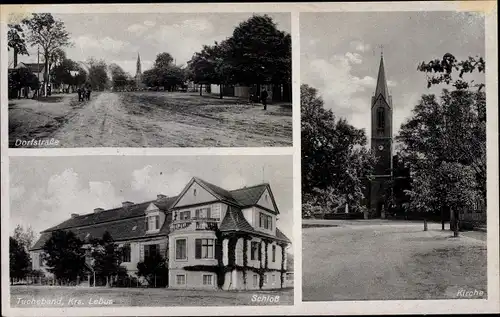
[7,12,292,148]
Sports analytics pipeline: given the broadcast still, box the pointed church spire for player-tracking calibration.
[136,53,141,76]
[374,53,389,101]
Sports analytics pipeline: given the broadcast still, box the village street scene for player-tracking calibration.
[9,155,294,306]
[7,13,292,148]
[300,11,487,301]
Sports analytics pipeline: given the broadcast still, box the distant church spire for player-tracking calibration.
[374,53,389,102]
[136,53,142,76]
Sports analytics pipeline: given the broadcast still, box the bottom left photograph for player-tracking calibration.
[8,155,294,307]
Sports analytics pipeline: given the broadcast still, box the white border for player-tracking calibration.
[1,1,499,316]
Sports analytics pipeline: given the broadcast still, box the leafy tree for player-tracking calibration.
[417,53,485,91]
[43,230,86,284]
[109,63,129,91]
[136,253,169,287]
[22,13,72,96]
[8,23,29,68]
[154,52,174,69]
[8,67,40,99]
[301,84,375,217]
[90,231,124,287]
[397,89,486,233]
[187,41,232,98]
[13,225,36,252]
[87,58,109,90]
[10,237,31,284]
[225,14,291,91]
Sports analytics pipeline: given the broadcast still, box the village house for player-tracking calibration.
[30,177,292,290]
[8,62,45,98]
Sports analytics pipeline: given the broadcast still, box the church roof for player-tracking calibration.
[375,55,390,102]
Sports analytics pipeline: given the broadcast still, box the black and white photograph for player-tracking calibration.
[301,11,488,301]
[8,155,294,307]
[7,12,292,148]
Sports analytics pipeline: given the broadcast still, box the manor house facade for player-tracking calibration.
[30,177,292,290]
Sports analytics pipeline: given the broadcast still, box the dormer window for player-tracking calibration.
[259,212,272,230]
[146,215,160,231]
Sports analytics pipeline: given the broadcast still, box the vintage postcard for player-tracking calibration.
[7,155,294,307]
[1,1,499,317]
[6,11,292,148]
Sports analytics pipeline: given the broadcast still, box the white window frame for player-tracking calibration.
[202,274,213,285]
[175,238,188,261]
[176,274,186,285]
[263,274,268,285]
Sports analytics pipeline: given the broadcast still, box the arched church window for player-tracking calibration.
[377,107,385,129]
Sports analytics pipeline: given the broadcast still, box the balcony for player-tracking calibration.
[170,218,219,232]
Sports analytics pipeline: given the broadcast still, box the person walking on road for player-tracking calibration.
[261,89,269,110]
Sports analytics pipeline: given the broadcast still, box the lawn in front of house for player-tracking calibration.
[10,285,293,307]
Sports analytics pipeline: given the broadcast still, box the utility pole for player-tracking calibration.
[37,46,40,100]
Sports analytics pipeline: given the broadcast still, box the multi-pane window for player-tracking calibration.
[272,245,276,262]
[202,274,213,285]
[122,244,131,262]
[259,212,273,230]
[272,274,276,284]
[180,211,191,220]
[176,274,186,285]
[251,241,260,261]
[39,253,44,267]
[144,244,159,260]
[195,239,214,259]
[147,215,160,231]
[175,239,187,260]
[195,207,211,219]
[263,274,268,285]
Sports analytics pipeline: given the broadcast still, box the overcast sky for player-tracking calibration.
[9,12,290,76]
[10,155,294,246]
[301,11,485,139]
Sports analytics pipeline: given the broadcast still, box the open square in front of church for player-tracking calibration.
[8,91,292,148]
[302,220,487,301]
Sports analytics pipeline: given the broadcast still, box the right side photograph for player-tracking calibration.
[300,11,487,301]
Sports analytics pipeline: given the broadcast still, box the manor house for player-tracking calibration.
[30,177,292,290]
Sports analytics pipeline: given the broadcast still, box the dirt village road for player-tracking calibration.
[9,91,293,148]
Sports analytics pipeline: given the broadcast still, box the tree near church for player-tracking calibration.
[90,231,125,287]
[43,230,86,284]
[417,53,485,91]
[22,13,72,96]
[397,89,486,234]
[143,52,185,91]
[10,237,31,284]
[301,84,376,218]
[109,63,130,91]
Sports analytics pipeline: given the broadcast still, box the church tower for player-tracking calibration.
[368,53,393,217]
[135,53,142,89]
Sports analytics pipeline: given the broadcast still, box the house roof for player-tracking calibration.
[219,206,291,244]
[18,62,44,73]
[42,197,177,233]
[31,177,289,251]
[32,209,173,251]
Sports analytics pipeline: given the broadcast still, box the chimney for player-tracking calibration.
[94,208,104,213]
[122,201,134,207]
[71,213,79,218]
[157,194,167,200]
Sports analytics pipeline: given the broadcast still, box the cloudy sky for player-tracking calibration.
[301,11,485,138]
[9,12,290,76]
[10,155,294,246]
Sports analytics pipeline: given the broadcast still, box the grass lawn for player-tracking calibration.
[10,285,293,307]
[302,221,487,301]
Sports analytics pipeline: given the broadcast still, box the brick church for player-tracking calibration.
[366,53,394,218]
